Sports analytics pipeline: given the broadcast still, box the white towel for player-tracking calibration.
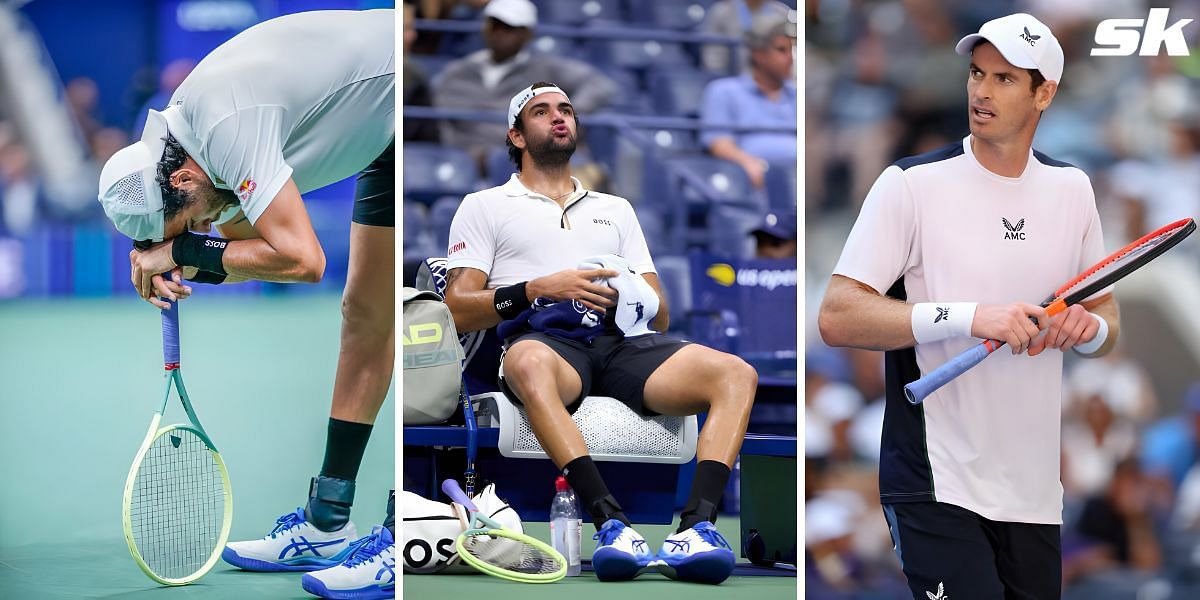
[577,254,660,338]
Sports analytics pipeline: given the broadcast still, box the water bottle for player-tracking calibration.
[549,476,582,576]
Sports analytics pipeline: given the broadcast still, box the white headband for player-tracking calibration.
[507,85,571,128]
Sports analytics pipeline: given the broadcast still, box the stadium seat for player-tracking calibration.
[429,196,461,254]
[640,128,699,154]
[529,34,582,59]
[485,145,514,186]
[666,155,759,207]
[402,200,428,250]
[706,203,761,259]
[655,253,693,317]
[647,68,719,117]
[403,143,479,204]
[406,53,456,81]
[764,160,797,211]
[632,0,712,31]
[535,0,623,26]
[595,66,649,114]
[587,29,693,73]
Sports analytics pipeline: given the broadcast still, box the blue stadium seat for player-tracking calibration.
[641,128,699,154]
[403,143,479,204]
[407,54,457,82]
[587,30,693,73]
[535,0,623,26]
[666,155,758,207]
[429,196,462,253]
[529,34,583,60]
[594,67,649,114]
[706,203,760,259]
[403,200,437,261]
[486,146,514,187]
[632,0,712,30]
[764,160,797,211]
[647,68,719,117]
[654,253,692,318]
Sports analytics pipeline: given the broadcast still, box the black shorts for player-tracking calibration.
[352,140,394,227]
[498,331,691,416]
[883,501,1061,600]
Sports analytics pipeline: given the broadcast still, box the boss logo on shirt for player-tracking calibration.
[237,177,257,202]
[1002,217,1026,241]
[593,218,613,227]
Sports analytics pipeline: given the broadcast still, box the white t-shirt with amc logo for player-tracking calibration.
[447,175,656,288]
[160,9,395,225]
[833,136,1109,525]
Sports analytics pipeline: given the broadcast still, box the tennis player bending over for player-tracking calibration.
[819,14,1119,600]
[444,82,757,584]
[96,10,395,599]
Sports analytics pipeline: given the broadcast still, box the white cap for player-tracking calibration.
[482,0,537,28]
[507,84,572,128]
[955,13,1064,84]
[97,108,171,241]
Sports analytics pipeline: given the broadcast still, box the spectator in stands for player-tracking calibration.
[1073,458,1164,573]
[132,59,196,138]
[404,3,440,143]
[1166,384,1200,530]
[700,15,796,189]
[700,0,792,73]
[750,210,796,258]
[432,0,617,165]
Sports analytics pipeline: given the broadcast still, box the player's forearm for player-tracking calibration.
[818,276,916,351]
[219,238,325,283]
[445,289,505,334]
[1084,297,1121,357]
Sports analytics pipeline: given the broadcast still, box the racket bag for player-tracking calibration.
[401,483,522,574]
[402,286,464,424]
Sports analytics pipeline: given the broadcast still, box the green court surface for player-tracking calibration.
[0,295,394,599]
[404,520,797,599]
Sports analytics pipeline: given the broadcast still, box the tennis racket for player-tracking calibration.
[121,298,233,584]
[440,478,566,583]
[905,217,1196,405]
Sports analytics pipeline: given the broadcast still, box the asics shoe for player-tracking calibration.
[301,525,395,599]
[649,521,735,584]
[591,519,651,581]
[222,508,360,572]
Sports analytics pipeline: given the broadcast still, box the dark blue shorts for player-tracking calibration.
[883,501,1061,600]
[352,140,394,227]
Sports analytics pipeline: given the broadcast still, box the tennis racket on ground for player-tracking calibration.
[440,478,566,583]
[905,217,1196,405]
[121,297,233,584]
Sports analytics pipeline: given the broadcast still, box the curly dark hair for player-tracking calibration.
[505,81,579,172]
[156,133,191,222]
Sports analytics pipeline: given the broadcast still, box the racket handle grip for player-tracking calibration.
[161,290,180,368]
[904,340,1000,405]
[441,479,479,513]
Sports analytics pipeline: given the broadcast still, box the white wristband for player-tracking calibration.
[1072,312,1109,355]
[911,302,978,344]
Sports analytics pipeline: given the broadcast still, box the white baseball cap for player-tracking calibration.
[507,84,572,128]
[955,13,1064,84]
[97,108,171,241]
[482,0,537,28]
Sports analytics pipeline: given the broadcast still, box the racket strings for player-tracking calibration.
[130,428,225,580]
[462,532,563,575]
[1057,222,1192,301]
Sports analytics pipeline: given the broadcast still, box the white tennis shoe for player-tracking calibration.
[591,519,651,581]
[301,525,396,599]
[221,508,360,572]
[648,521,736,584]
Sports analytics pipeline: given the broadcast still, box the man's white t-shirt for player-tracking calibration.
[447,175,656,287]
[160,9,395,225]
[832,136,1109,524]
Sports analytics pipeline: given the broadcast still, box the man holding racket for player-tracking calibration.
[818,13,1119,600]
[96,10,395,598]
[444,82,758,584]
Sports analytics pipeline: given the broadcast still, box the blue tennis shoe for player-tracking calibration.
[222,508,361,572]
[591,519,651,581]
[302,525,395,599]
[649,521,736,584]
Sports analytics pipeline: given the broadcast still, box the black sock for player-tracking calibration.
[384,490,395,538]
[678,460,731,533]
[320,418,373,481]
[563,456,629,529]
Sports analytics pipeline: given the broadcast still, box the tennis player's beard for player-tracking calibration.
[527,135,576,170]
[190,181,239,216]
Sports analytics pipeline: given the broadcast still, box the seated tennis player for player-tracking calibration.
[443,82,759,584]
[96,10,395,599]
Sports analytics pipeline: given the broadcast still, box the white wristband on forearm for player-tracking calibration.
[911,302,978,344]
[1073,312,1109,355]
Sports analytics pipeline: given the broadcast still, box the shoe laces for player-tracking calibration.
[344,532,388,568]
[592,522,624,546]
[269,509,306,538]
[693,523,731,550]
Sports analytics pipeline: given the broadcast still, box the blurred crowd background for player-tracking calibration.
[0,0,389,300]
[806,0,1200,598]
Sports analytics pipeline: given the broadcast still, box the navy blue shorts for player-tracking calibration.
[499,331,691,416]
[352,140,394,227]
[883,502,1061,600]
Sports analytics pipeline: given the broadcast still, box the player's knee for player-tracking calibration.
[502,343,556,386]
[341,292,391,333]
[717,354,758,404]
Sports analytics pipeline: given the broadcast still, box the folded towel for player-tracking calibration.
[577,254,659,338]
[496,297,606,344]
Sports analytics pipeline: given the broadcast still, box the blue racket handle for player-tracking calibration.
[904,340,1001,405]
[441,478,479,513]
[161,290,180,368]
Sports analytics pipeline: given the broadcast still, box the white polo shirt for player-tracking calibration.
[161,9,395,225]
[833,136,1109,525]
[447,174,655,287]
